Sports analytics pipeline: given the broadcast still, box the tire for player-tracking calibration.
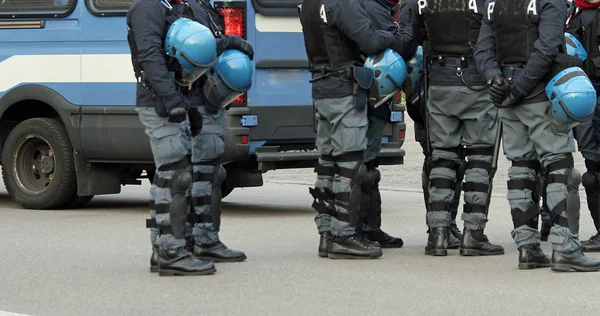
[64,194,94,209]
[2,118,77,210]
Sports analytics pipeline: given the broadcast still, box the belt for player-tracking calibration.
[501,67,524,81]
[309,64,354,75]
[432,56,472,68]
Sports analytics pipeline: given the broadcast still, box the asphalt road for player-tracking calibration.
[1,178,600,316]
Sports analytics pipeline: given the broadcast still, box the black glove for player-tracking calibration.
[489,75,510,107]
[231,36,254,61]
[188,108,203,137]
[167,103,187,123]
[499,87,525,108]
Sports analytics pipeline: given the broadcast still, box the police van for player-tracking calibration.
[0,0,406,209]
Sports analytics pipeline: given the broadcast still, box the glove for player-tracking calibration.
[167,102,187,123]
[188,109,203,137]
[231,36,254,61]
[489,75,510,107]
[499,88,524,108]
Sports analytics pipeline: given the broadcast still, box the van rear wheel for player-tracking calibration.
[2,118,77,210]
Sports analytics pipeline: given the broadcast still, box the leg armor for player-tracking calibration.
[426,147,462,229]
[582,159,600,232]
[546,156,581,234]
[147,175,159,273]
[451,152,467,222]
[310,155,336,234]
[545,155,585,254]
[152,159,192,242]
[364,161,382,231]
[331,151,367,237]
[189,157,221,246]
[508,160,541,231]
[146,175,160,245]
[461,146,495,230]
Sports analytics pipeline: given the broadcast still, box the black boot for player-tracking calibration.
[194,241,247,262]
[318,231,332,257]
[447,233,460,249]
[449,223,463,241]
[150,246,158,273]
[551,249,600,272]
[328,234,382,259]
[364,229,403,248]
[425,227,448,256]
[518,244,550,269]
[460,228,504,256]
[157,248,216,276]
[582,232,600,252]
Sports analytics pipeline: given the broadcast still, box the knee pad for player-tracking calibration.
[215,165,226,186]
[172,168,192,195]
[361,167,381,192]
[582,171,599,190]
[352,163,368,188]
[372,168,381,185]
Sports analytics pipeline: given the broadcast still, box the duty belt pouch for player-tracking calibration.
[352,66,374,111]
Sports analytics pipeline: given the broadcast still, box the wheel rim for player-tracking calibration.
[13,136,56,195]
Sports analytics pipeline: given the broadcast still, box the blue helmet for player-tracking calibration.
[364,48,407,98]
[203,49,253,108]
[404,45,424,98]
[165,18,217,86]
[564,32,587,61]
[545,67,596,124]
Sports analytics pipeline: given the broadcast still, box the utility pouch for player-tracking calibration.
[352,66,374,111]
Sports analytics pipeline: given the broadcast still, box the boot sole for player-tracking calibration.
[196,255,247,263]
[158,267,217,276]
[150,266,158,273]
[518,263,550,270]
[425,249,447,256]
[318,251,328,257]
[551,263,600,272]
[460,249,505,256]
[328,251,382,259]
[381,243,403,249]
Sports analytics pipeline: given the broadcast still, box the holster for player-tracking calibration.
[352,66,375,111]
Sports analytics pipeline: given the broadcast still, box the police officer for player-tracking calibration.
[403,0,504,257]
[358,0,415,248]
[128,0,252,276]
[475,0,600,271]
[397,1,466,249]
[184,0,250,264]
[299,0,397,259]
[566,0,600,252]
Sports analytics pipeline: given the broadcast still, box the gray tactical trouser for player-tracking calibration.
[188,106,228,246]
[313,95,368,237]
[137,106,190,251]
[426,85,497,230]
[501,100,581,253]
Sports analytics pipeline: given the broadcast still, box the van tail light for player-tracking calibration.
[215,0,247,107]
